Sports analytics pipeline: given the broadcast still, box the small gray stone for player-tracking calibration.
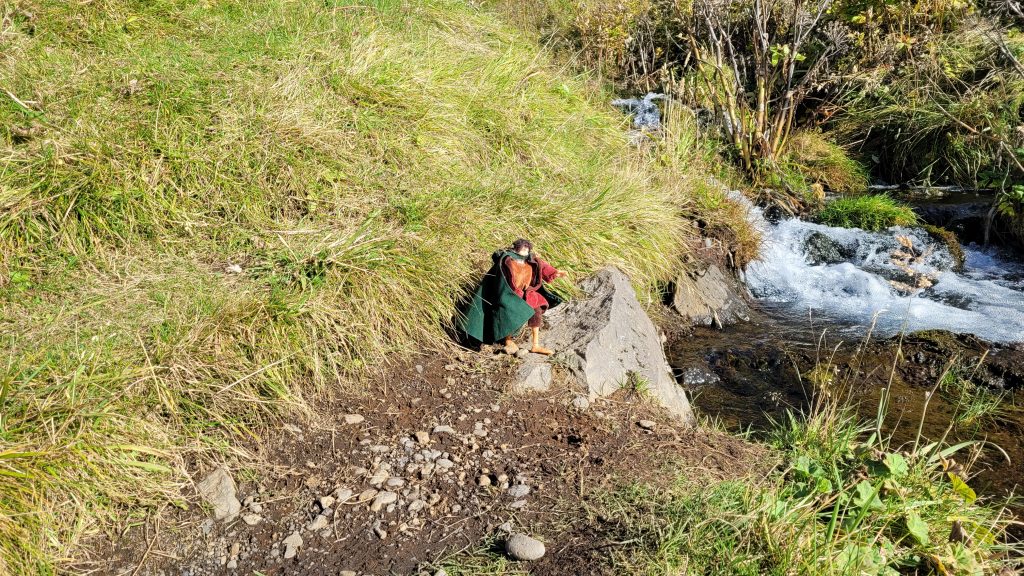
[432,425,456,435]
[638,419,657,430]
[368,469,389,486]
[333,488,353,502]
[513,357,552,393]
[197,466,241,522]
[241,513,262,526]
[506,533,545,561]
[307,515,329,531]
[571,396,590,411]
[386,477,406,488]
[318,495,336,509]
[435,458,454,469]
[414,431,430,444]
[343,414,365,425]
[507,484,531,499]
[282,532,302,559]
[370,491,398,512]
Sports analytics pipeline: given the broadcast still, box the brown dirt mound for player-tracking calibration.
[77,348,771,575]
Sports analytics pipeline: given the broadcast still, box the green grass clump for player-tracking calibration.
[784,131,869,196]
[590,402,1021,575]
[0,0,752,572]
[816,195,919,231]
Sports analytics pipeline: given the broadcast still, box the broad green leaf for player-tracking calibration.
[906,511,930,546]
[852,480,884,510]
[884,452,909,477]
[948,473,977,504]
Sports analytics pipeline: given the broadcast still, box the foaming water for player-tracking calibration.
[740,204,1024,343]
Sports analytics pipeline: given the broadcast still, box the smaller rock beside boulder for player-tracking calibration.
[197,466,241,522]
[505,533,546,561]
[672,263,750,328]
[513,355,552,393]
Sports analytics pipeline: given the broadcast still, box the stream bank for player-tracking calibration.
[667,190,1024,530]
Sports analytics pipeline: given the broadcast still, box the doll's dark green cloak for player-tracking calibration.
[458,251,562,344]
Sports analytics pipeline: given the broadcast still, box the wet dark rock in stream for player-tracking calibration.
[803,231,852,265]
[671,263,751,328]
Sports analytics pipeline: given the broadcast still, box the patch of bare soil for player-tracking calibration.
[79,348,772,576]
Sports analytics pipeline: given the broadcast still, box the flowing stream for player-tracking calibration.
[740,195,1024,343]
[667,192,1024,525]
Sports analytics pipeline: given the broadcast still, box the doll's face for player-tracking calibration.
[517,247,530,257]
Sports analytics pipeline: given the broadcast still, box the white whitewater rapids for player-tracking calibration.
[733,194,1024,343]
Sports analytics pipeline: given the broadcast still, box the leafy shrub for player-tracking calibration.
[816,195,919,231]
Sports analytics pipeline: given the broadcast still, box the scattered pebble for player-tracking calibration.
[415,430,431,444]
[334,488,353,502]
[241,513,262,526]
[368,469,389,486]
[572,396,590,410]
[370,491,398,512]
[343,414,365,425]
[507,484,531,499]
[307,515,329,531]
[432,425,456,435]
[638,419,657,430]
[477,475,492,487]
[319,495,336,509]
[506,533,546,561]
[282,532,303,559]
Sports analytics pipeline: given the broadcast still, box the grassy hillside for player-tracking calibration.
[0,0,746,572]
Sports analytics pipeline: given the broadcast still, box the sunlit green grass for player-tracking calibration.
[816,194,919,232]
[0,0,753,572]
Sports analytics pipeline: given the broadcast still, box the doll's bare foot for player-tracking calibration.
[503,337,520,355]
[529,328,552,355]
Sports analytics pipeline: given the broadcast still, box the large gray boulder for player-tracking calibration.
[539,267,693,422]
[672,263,750,328]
